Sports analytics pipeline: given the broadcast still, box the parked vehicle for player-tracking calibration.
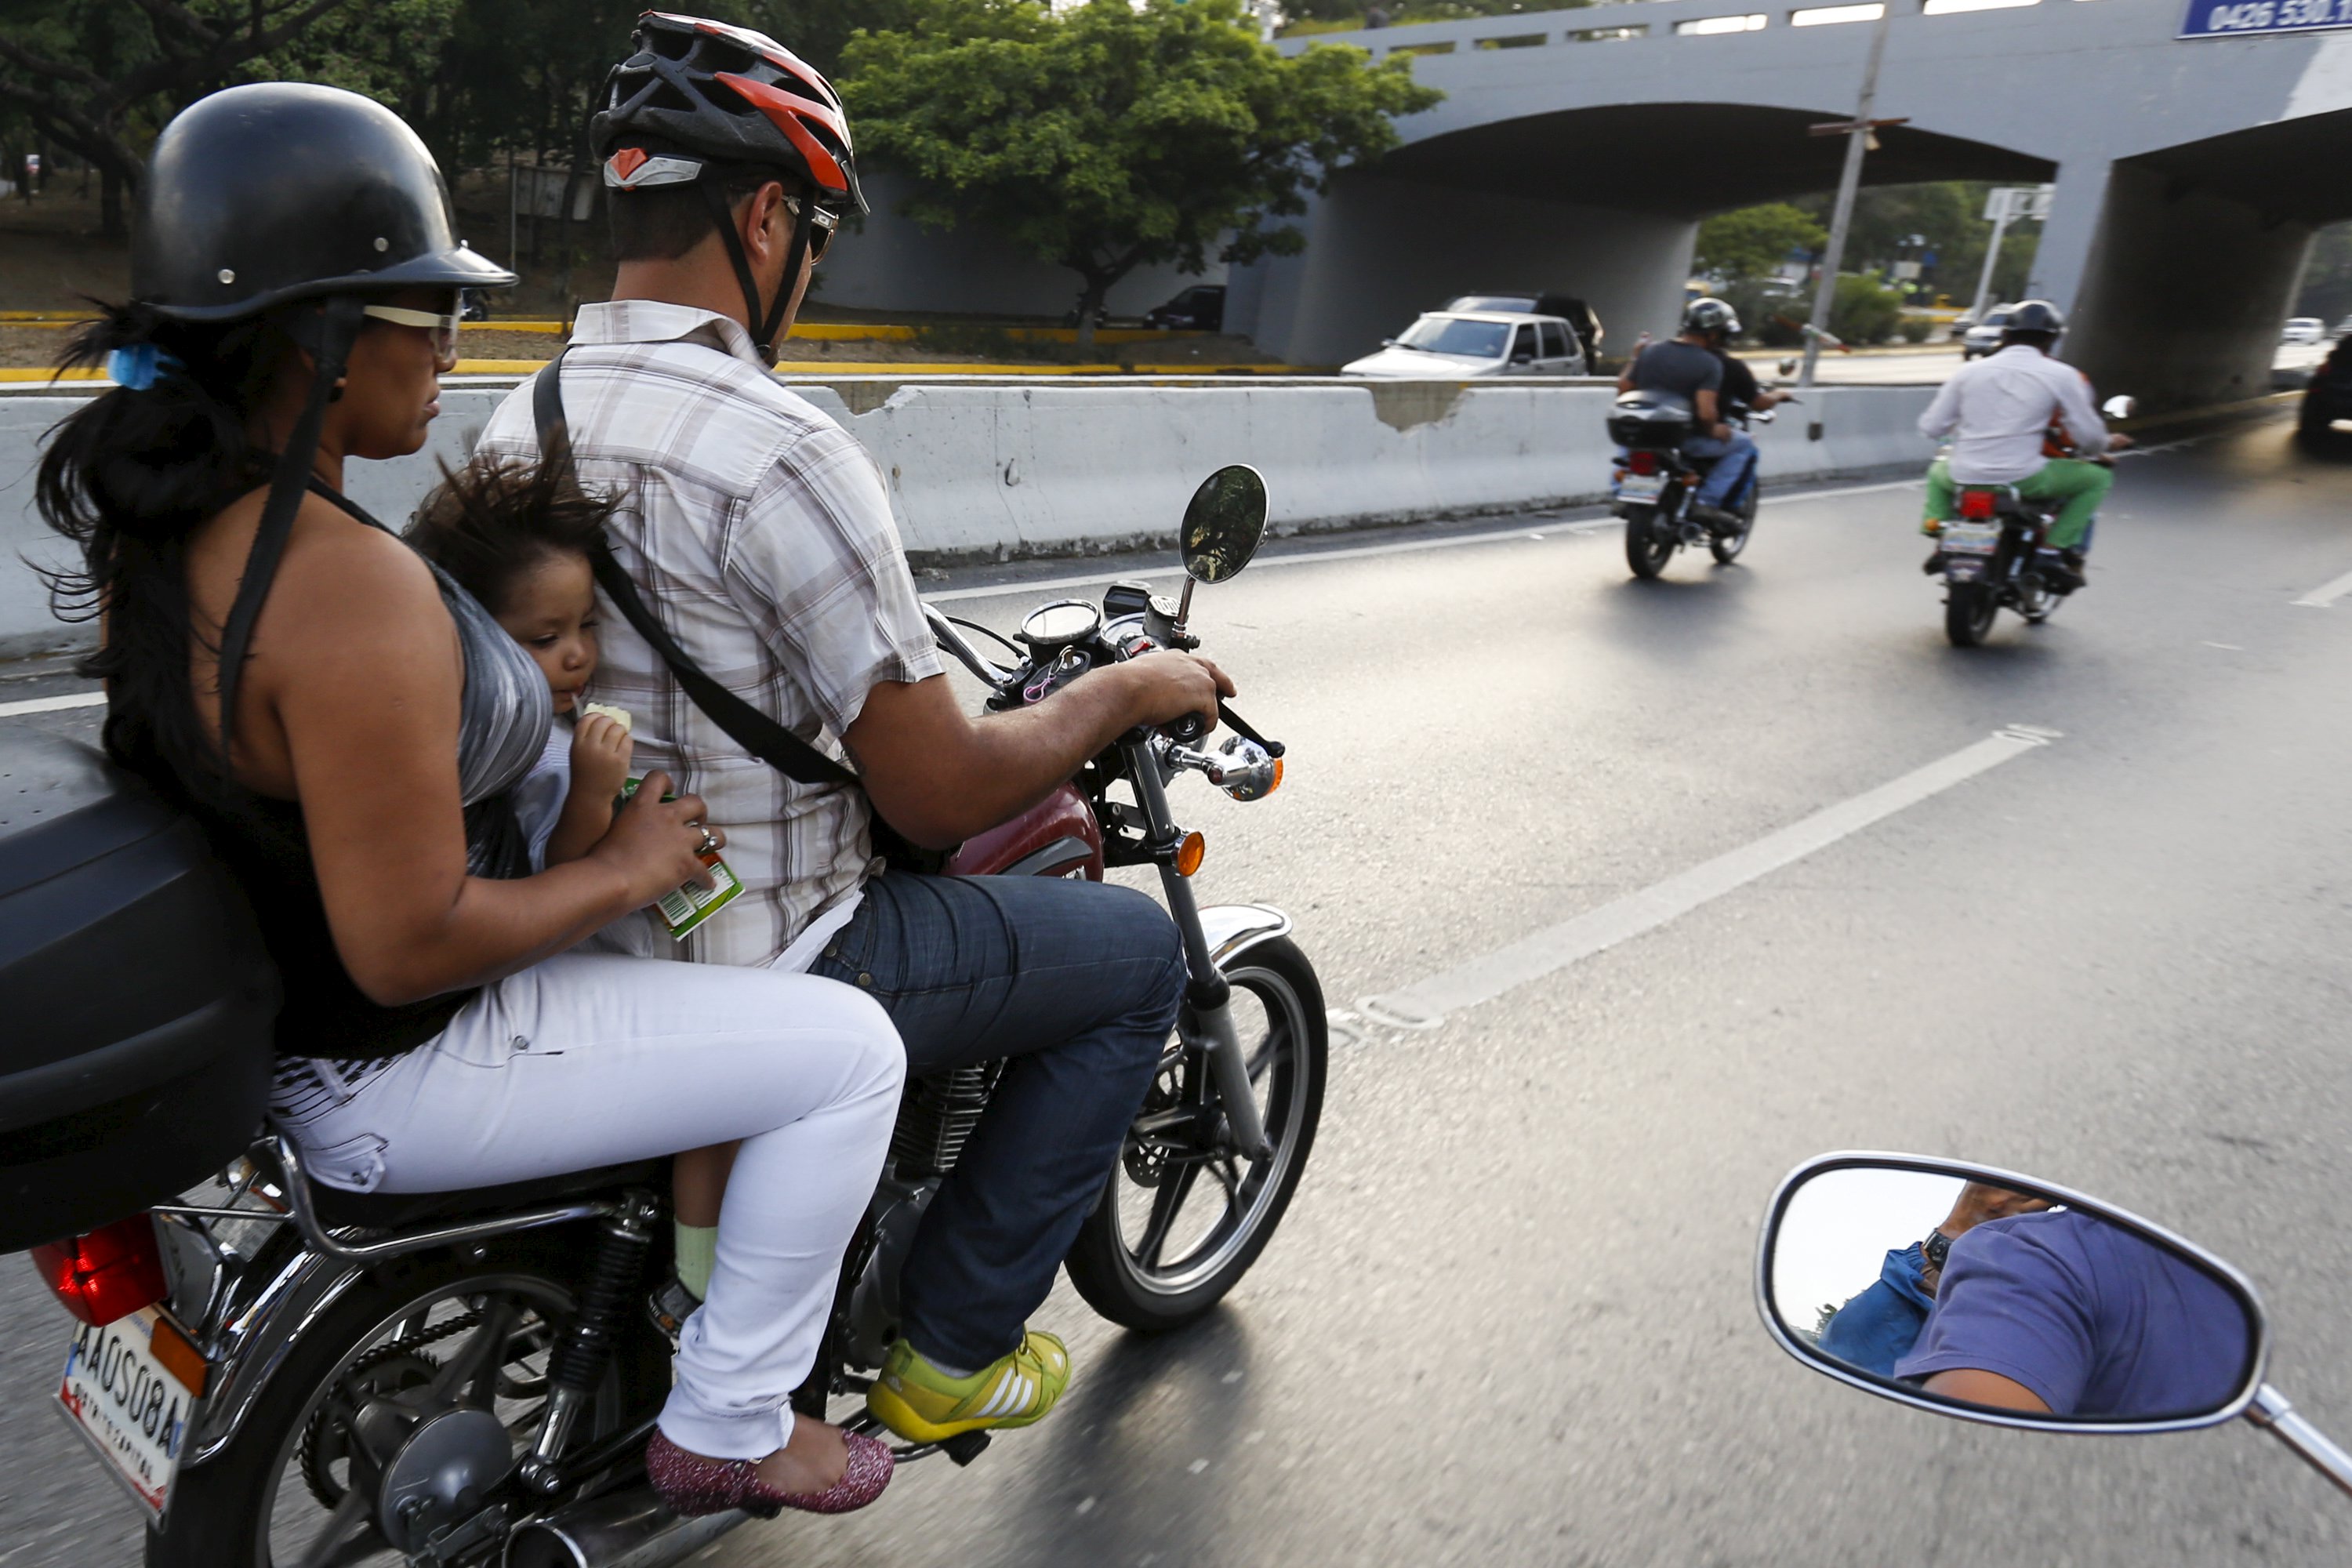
[1960,305,2015,360]
[1144,285,1225,332]
[1759,1152,2352,1502]
[1926,394,2133,647]
[2299,336,2352,441]
[1445,292,1602,364]
[1343,310,1588,379]
[13,468,1323,1568]
[2281,316,2327,346]
[1607,388,1772,579]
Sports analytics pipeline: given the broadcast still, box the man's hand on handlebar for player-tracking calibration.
[1118,650,1236,735]
[2107,432,2135,452]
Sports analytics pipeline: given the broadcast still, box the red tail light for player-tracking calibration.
[1628,451,1659,475]
[1958,489,1998,520]
[31,1216,169,1327]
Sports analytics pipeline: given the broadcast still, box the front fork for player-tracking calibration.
[1125,742,1275,1161]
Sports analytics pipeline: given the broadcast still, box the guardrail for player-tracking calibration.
[1276,0,2082,59]
[0,379,1939,659]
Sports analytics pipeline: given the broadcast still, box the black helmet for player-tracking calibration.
[1683,297,1740,339]
[591,12,866,216]
[132,82,513,322]
[2001,299,2066,343]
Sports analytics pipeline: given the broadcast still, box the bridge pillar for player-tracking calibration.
[2060,161,2315,412]
[1230,168,1697,369]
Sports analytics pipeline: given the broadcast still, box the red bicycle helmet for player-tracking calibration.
[591,11,863,215]
[590,13,861,354]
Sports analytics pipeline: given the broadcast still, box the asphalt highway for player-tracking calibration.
[4,409,2352,1565]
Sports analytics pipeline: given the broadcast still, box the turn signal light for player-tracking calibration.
[1268,759,1284,795]
[1174,831,1207,877]
[31,1216,169,1327]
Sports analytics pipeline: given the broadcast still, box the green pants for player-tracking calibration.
[1924,456,2113,550]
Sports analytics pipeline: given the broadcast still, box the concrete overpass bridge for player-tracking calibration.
[1236,0,2352,407]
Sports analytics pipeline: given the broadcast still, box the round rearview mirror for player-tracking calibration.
[2102,394,2138,420]
[1759,1155,2264,1432]
[1180,465,1269,585]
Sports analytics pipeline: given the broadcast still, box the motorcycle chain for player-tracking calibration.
[296,1308,483,1511]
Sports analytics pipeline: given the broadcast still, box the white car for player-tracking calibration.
[1961,305,2015,360]
[1341,311,1588,378]
[2282,317,2328,345]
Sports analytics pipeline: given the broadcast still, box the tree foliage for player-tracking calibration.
[1694,202,1824,281]
[840,0,1441,342]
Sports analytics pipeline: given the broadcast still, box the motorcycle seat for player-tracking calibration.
[307,1160,669,1231]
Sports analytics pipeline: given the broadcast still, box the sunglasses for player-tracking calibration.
[782,194,841,263]
[361,303,463,362]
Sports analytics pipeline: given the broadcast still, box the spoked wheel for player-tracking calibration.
[1624,506,1675,579]
[1944,582,1999,648]
[1709,484,1758,565]
[1065,936,1327,1331]
[149,1237,666,1568]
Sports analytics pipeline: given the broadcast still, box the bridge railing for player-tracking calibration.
[1274,0,2084,60]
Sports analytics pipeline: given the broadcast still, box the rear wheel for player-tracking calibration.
[1944,582,1998,648]
[1624,505,1675,579]
[1065,936,1326,1332]
[149,1232,669,1568]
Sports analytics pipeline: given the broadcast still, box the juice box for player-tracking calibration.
[619,776,744,940]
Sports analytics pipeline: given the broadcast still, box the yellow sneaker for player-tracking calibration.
[864,1331,1071,1443]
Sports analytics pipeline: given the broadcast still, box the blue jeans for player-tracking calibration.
[809,871,1181,1369]
[1685,430,1759,509]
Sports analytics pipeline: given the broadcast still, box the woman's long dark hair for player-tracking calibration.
[36,303,294,799]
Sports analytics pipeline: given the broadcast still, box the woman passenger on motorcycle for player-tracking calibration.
[37,82,898,1519]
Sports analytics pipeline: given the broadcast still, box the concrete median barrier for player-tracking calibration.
[0,378,1938,659]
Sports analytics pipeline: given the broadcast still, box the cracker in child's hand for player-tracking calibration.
[580,702,633,733]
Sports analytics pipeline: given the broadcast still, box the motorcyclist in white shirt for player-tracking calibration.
[1917,300,2132,590]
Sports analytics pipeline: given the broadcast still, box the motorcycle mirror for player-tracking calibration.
[1758,1152,2267,1435]
[1179,464,1269,587]
[1778,358,1799,377]
[2102,394,2138,420]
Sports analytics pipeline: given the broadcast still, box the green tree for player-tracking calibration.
[1695,201,1825,281]
[840,0,1442,345]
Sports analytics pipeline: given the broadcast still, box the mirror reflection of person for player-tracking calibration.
[1818,1183,2052,1376]
[1894,1210,2249,1418]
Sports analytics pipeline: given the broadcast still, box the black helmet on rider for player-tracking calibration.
[1683,297,1740,342]
[592,12,865,355]
[2000,299,2066,352]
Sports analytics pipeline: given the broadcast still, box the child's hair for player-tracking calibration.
[406,452,622,615]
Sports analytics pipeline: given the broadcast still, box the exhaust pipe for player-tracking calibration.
[504,1486,748,1568]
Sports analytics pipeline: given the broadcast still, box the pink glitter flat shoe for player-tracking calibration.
[646,1427,895,1519]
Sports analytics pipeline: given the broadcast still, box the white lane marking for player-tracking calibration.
[0,690,104,720]
[1357,725,2060,1029]
[929,478,1922,604]
[2292,568,2352,608]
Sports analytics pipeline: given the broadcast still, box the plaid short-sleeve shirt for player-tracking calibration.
[477,300,943,967]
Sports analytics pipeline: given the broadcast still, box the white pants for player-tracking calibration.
[270,952,904,1460]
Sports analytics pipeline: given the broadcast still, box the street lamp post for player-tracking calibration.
[1798,5,1906,390]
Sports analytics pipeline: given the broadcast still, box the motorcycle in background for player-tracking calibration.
[31,466,1324,1568]
[1930,393,2136,648]
[1608,390,1777,580]
[1757,1151,2352,1505]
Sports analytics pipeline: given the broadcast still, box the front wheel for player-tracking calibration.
[1944,581,1998,647]
[1624,506,1675,579]
[1065,936,1327,1332]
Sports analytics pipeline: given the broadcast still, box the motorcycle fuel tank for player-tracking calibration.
[945,782,1104,881]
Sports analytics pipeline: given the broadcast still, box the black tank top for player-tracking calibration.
[191,488,553,1062]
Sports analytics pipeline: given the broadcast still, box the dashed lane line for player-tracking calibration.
[2292,568,2352,609]
[1355,725,2062,1032]
[0,690,105,720]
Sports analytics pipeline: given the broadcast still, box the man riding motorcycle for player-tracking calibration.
[477,12,1233,1449]
[1617,297,1759,532]
[1917,299,2131,590]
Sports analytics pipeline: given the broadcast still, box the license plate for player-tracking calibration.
[56,1310,199,1518]
[1619,473,1666,502]
[1940,521,2001,555]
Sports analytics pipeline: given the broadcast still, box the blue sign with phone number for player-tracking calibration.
[2181,0,2352,36]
